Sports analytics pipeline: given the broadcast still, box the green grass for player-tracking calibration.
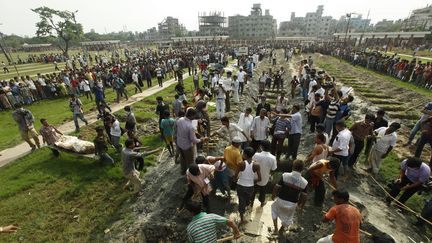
[0,148,130,242]
[0,71,197,242]
[0,72,179,150]
[317,57,432,98]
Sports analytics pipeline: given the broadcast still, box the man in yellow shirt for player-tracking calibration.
[224,137,243,189]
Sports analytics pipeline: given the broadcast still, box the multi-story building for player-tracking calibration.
[279,13,306,37]
[402,4,432,31]
[228,4,277,39]
[198,12,228,36]
[374,19,402,32]
[158,16,187,39]
[335,15,371,33]
[278,5,336,38]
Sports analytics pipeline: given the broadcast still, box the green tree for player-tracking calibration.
[31,6,83,56]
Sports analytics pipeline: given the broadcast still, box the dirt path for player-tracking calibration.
[101,51,428,243]
[0,75,188,167]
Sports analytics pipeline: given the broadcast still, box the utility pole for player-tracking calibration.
[360,10,370,50]
[344,13,352,45]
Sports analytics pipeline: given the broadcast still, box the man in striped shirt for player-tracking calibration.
[186,201,240,243]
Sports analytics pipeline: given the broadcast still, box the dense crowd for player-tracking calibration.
[318,45,432,89]
[7,44,432,242]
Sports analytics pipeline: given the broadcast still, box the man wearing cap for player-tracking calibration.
[365,122,401,176]
[224,137,243,185]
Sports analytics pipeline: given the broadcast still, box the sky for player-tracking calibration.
[0,0,431,37]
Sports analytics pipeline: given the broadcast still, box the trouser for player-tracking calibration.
[334,154,349,178]
[389,175,421,204]
[309,115,320,133]
[302,87,308,101]
[146,79,152,87]
[99,152,114,164]
[306,172,326,206]
[135,157,144,171]
[323,117,335,137]
[73,113,88,130]
[125,170,142,193]
[111,135,122,153]
[212,167,230,195]
[216,99,225,119]
[20,128,40,149]
[287,133,301,160]
[239,82,244,96]
[84,91,93,100]
[271,135,286,161]
[408,120,422,144]
[253,184,267,204]
[237,185,254,214]
[225,92,230,112]
[272,80,280,90]
[179,146,194,175]
[348,139,364,167]
[415,134,432,165]
[96,99,111,114]
[181,184,210,212]
[251,139,264,152]
[116,89,128,102]
[367,146,385,174]
[134,82,143,93]
[157,77,163,87]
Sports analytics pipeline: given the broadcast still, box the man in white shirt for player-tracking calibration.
[365,122,400,176]
[215,83,226,119]
[252,140,277,207]
[211,116,249,143]
[132,71,142,93]
[110,117,122,153]
[250,109,270,151]
[329,120,352,177]
[237,67,246,96]
[237,108,254,148]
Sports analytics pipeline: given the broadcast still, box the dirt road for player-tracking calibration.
[101,51,428,243]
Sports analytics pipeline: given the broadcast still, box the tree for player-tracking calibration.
[32,6,83,56]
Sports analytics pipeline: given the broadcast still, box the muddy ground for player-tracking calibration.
[102,51,429,243]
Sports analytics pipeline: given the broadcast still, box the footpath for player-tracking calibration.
[0,75,188,167]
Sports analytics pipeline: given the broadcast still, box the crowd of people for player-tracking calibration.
[318,45,432,89]
[8,43,432,242]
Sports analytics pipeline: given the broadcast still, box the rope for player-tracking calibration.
[369,175,432,227]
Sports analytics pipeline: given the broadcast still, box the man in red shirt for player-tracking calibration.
[318,189,362,243]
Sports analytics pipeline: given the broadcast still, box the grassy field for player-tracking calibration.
[0,72,177,151]
[0,75,196,242]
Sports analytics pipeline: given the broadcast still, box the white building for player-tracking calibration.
[228,4,277,39]
[278,5,336,38]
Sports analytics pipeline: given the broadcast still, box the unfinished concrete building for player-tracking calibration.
[198,11,228,36]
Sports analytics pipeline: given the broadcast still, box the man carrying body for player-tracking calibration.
[12,104,41,151]
[348,114,374,169]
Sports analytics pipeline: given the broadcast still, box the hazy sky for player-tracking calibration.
[0,0,431,36]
